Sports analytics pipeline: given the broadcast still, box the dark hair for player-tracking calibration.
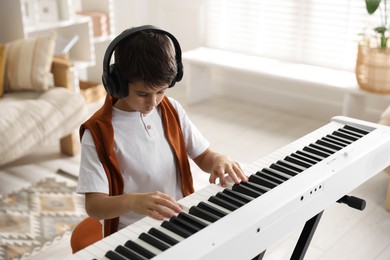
[114,31,177,88]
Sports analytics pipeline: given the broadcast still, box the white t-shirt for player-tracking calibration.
[77,97,209,229]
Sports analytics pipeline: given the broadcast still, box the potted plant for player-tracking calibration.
[356,0,390,93]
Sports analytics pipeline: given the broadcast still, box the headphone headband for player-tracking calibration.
[102,25,183,98]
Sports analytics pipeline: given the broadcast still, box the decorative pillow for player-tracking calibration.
[0,44,6,97]
[5,32,57,92]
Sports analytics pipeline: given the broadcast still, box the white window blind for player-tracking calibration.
[205,0,380,71]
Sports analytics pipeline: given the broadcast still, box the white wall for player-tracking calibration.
[111,0,390,122]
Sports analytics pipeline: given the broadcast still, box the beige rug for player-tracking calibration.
[0,176,87,260]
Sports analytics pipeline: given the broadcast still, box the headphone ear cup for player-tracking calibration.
[107,64,128,98]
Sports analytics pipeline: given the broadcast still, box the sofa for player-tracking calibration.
[0,33,88,167]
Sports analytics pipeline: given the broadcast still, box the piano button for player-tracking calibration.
[332,130,358,142]
[115,245,145,260]
[302,146,329,158]
[222,188,253,204]
[284,155,313,168]
[216,191,247,207]
[232,183,262,198]
[308,143,336,155]
[344,124,370,135]
[296,150,323,162]
[209,195,240,211]
[198,201,228,217]
[105,249,129,260]
[148,227,179,246]
[177,211,208,229]
[124,240,156,259]
[322,136,348,148]
[262,168,290,181]
[139,232,170,251]
[256,170,284,185]
[162,220,192,238]
[170,215,201,234]
[316,139,344,151]
[189,205,220,223]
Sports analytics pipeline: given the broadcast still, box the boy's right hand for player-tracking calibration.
[129,191,182,220]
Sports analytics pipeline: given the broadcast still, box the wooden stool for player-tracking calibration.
[70,217,102,253]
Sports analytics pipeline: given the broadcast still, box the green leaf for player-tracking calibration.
[365,0,381,14]
[374,26,387,33]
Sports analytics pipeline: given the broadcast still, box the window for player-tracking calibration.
[205,0,379,71]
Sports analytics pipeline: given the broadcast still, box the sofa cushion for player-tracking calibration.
[5,33,56,92]
[0,44,6,97]
[0,87,87,166]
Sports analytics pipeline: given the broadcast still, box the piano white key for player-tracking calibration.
[140,217,186,242]
[81,243,107,259]
[73,249,97,259]
[123,224,164,255]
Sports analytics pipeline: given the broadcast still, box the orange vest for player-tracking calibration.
[80,95,194,237]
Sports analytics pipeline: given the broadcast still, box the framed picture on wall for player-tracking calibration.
[36,0,59,22]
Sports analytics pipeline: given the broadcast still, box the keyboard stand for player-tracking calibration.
[252,195,366,260]
[291,211,324,260]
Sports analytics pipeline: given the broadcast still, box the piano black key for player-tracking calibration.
[177,212,208,229]
[344,124,370,135]
[332,129,358,142]
[303,146,329,158]
[197,201,227,218]
[296,150,324,162]
[170,215,202,234]
[209,195,240,211]
[276,159,307,172]
[256,170,285,184]
[308,143,335,155]
[284,155,313,168]
[262,167,291,181]
[289,153,317,165]
[139,232,170,252]
[124,240,156,259]
[316,139,344,151]
[216,191,247,207]
[105,249,129,260]
[148,227,179,246]
[188,205,220,223]
[248,174,278,189]
[232,183,263,198]
[116,245,147,260]
[326,133,352,145]
[161,220,192,238]
[270,162,299,176]
[338,127,365,138]
[240,181,270,194]
[321,136,348,148]
[222,189,253,204]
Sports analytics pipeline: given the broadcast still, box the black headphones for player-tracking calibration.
[102,25,183,98]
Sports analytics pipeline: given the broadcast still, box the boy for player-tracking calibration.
[77,25,247,237]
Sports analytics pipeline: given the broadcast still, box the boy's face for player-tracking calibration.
[116,80,168,114]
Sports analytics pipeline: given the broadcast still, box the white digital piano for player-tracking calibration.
[68,116,390,260]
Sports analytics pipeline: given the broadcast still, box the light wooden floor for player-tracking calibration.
[1,91,389,260]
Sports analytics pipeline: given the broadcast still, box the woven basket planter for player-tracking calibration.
[356,43,390,94]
